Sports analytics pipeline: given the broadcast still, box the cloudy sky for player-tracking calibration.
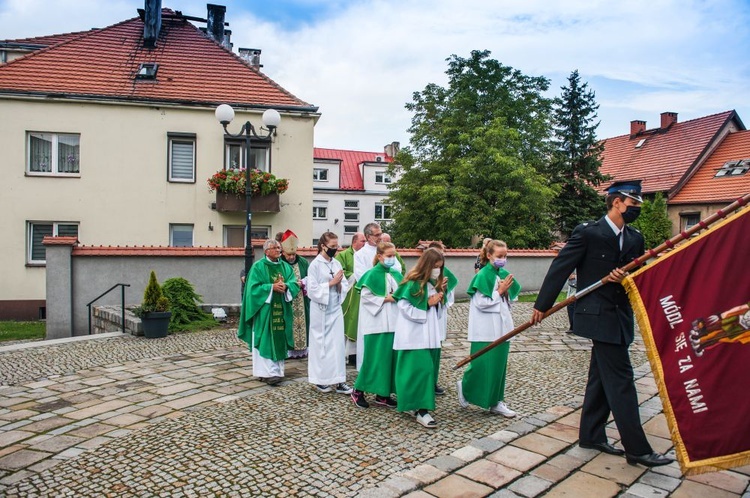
[2,0,749,152]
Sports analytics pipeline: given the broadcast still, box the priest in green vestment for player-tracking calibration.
[336,232,365,362]
[238,239,300,385]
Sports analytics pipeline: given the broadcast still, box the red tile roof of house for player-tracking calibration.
[670,130,750,204]
[2,30,98,47]
[314,147,392,190]
[0,10,315,110]
[599,111,741,195]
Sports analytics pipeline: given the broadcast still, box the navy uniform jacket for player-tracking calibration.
[535,216,644,345]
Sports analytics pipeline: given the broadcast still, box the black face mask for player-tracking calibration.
[325,247,338,259]
[622,206,641,224]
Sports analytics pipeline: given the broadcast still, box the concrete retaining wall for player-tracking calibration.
[44,240,558,338]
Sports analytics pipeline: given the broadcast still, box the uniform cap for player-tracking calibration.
[607,180,643,203]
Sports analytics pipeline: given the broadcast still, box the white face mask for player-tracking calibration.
[382,257,396,268]
[430,268,441,280]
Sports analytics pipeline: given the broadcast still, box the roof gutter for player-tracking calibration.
[0,89,320,114]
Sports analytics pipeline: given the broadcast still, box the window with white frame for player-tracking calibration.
[313,206,327,219]
[170,224,194,247]
[168,133,196,182]
[225,142,269,171]
[681,213,701,231]
[344,200,359,209]
[225,225,269,247]
[313,168,329,181]
[344,212,359,222]
[251,225,271,240]
[27,132,80,175]
[375,171,392,184]
[27,222,79,264]
[344,225,358,234]
[374,203,393,221]
[714,159,750,177]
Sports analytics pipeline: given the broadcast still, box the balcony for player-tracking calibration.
[213,192,280,213]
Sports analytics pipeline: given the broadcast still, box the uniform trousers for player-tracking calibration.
[579,340,652,455]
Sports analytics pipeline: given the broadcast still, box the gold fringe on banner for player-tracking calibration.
[623,206,750,475]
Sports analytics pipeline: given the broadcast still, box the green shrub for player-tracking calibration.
[134,271,169,317]
[162,277,215,330]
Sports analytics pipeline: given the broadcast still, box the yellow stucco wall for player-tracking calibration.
[0,97,316,300]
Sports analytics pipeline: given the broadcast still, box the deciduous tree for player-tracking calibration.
[388,50,556,248]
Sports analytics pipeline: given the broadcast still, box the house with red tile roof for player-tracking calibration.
[0,2,319,320]
[312,144,399,245]
[599,110,745,234]
[669,129,750,229]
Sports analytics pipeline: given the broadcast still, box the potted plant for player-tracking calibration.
[133,271,171,338]
[207,168,289,213]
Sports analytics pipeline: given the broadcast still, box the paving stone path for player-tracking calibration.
[0,303,748,497]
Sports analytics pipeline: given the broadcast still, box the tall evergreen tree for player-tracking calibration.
[388,50,556,248]
[549,70,608,238]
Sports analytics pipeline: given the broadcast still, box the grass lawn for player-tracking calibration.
[0,321,46,342]
[516,292,566,303]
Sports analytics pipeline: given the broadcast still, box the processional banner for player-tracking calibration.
[623,205,750,474]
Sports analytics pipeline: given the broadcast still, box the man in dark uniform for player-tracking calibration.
[532,180,672,468]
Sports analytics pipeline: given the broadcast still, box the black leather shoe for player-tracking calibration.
[625,452,674,467]
[579,441,625,456]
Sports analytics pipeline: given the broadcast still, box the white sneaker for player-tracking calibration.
[490,401,516,418]
[456,379,469,408]
[335,383,353,395]
[415,410,437,428]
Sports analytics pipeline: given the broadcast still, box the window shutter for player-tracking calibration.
[31,224,53,261]
[171,141,194,180]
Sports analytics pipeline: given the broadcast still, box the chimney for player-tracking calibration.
[661,112,678,129]
[630,120,646,137]
[142,0,162,48]
[239,48,262,68]
[384,141,400,158]
[206,4,226,46]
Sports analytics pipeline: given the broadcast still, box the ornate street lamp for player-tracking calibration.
[215,104,281,275]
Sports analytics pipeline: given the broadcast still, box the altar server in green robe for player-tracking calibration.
[426,241,458,395]
[392,248,448,429]
[350,242,403,409]
[457,240,520,417]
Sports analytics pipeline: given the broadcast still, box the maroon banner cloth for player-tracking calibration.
[623,206,750,474]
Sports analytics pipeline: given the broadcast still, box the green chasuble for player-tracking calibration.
[335,247,355,279]
[237,258,300,362]
[466,263,521,300]
[336,247,360,342]
[356,263,403,296]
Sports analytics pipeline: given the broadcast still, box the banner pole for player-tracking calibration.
[453,193,750,370]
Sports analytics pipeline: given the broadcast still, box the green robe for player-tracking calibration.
[444,266,459,293]
[467,263,521,300]
[336,247,360,342]
[237,257,300,361]
[354,264,404,396]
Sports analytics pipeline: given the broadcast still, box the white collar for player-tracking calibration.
[604,215,623,236]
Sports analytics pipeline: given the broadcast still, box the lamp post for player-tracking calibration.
[215,104,281,276]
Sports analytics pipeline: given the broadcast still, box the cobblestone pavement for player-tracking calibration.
[0,303,747,497]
